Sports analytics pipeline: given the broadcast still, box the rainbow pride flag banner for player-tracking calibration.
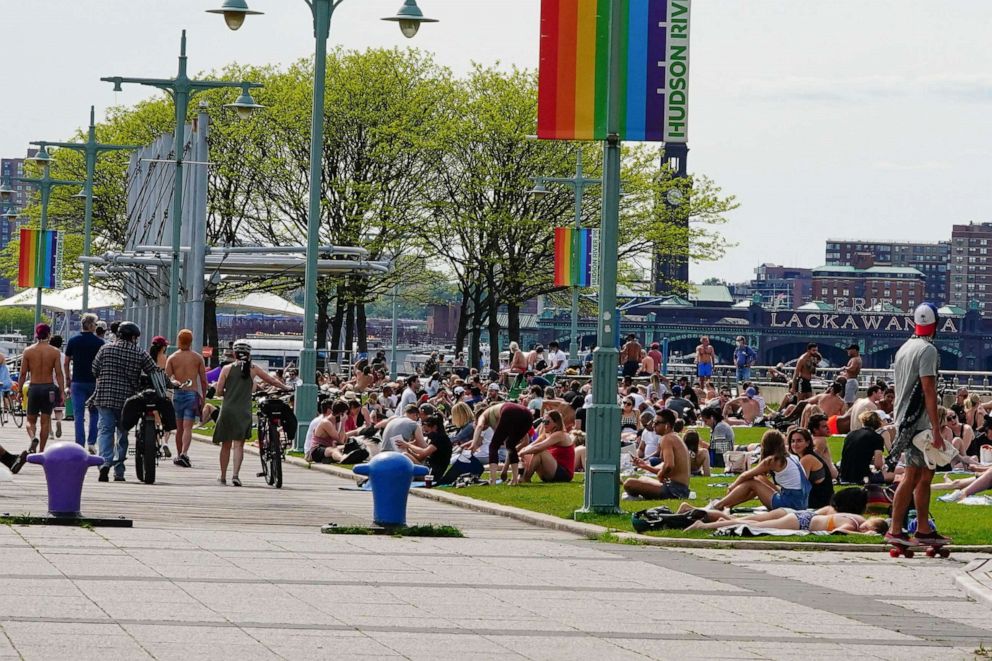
[18,229,62,289]
[537,0,691,143]
[554,227,597,288]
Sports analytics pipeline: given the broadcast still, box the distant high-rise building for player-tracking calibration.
[812,254,925,312]
[949,222,992,317]
[825,238,949,305]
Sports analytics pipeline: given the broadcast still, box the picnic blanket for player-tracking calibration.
[712,524,831,538]
[959,496,992,506]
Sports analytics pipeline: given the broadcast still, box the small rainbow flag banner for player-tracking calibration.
[537,0,691,143]
[554,227,597,288]
[18,229,62,289]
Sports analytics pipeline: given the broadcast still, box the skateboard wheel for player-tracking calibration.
[904,549,914,558]
[925,548,936,558]
[940,548,950,558]
[889,548,901,558]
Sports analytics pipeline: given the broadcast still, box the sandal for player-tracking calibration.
[231,476,242,487]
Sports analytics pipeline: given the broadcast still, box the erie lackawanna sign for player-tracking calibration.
[768,312,960,334]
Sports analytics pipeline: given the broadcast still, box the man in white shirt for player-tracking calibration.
[398,375,420,411]
[547,341,568,376]
[303,399,335,456]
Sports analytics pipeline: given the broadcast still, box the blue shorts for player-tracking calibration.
[173,390,199,421]
[772,486,808,511]
[697,363,713,378]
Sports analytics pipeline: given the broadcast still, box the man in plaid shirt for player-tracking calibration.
[90,322,158,482]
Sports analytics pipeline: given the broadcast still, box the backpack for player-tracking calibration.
[630,506,707,533]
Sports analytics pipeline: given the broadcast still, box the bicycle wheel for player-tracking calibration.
[12,405,23,428]
[267,423,282,489]
[0,405,7,427]
[135,421,145,483]
[141,422,157,484]
[257,416,268,479]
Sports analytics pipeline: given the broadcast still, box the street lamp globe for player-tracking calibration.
[28,146,52,168]
[382,0,438,39]
[207,0,263,31]
[529,180,549,195]
[224,87,264,120]
[0,181,13,201]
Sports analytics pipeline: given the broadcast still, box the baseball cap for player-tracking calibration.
[745,387,757,398]
[650,342,660,349]
[671,385,682,396]
[913,303,939,336]
[35,323,51,340]
[454,386,465,395]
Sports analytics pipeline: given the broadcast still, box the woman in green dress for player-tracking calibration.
[213,341,289,486]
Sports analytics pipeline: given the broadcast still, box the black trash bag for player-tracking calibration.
[120,390,177,433]
[259,397,297,441]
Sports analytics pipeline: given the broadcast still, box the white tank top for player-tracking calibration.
[774,455,804,490]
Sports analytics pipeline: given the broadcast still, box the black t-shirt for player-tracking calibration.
[667,397,694,419]
[575,407,587,431]
[425,430,452,480]
[840,428,884,484]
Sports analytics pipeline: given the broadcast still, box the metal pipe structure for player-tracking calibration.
[131,244,369,256]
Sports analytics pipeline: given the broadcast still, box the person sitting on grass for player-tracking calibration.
[519,410,575,483]
[397,415,452,483]
[839,411,894,485]
[622,410,691,500]
[722,387,761,426]
[683,430,710,476]
[706,430,811,511]
[787,427,834,509]
[636,411,661,465]
[685,509,887,535]
[807,413,839,482]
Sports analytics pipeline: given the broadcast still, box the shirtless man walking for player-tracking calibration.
[840,344,863,406]
[165,329,208,468]
[20,323,65,454]
[620,334,642,378]
[792,342,821,402]
[695,336,716,386]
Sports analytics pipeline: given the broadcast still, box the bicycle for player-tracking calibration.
[254,389,294,488]
[132,378,190,485]
[8,389,24,429]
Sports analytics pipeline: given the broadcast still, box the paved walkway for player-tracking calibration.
[0,423,989,659]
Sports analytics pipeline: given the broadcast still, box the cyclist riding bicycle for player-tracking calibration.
[0,354,13,415]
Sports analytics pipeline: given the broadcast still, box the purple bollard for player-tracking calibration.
[27,442,105,518]
[353,451,429,527]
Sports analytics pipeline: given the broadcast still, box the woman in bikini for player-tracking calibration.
[686,510,887,534]
[787,427,833,509]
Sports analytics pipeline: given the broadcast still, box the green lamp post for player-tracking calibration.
[578,0,624,515]
[101,30,262,348]
[17,148,85,326]
[209,0,437,450]
[530,146,600,365]
[32,107,141,311]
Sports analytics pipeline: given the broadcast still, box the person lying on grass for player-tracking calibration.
[705,430,811,511]
[518,410,575,483]
[683,509,888,534]
[621,409,692,500]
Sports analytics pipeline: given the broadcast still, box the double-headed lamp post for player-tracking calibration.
[208,0,437,449]
[16,147,84,326]
[530,146,600,365]
[32,107,141,311]
[101,30,263,348]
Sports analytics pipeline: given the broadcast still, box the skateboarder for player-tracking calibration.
[884,303,951,548]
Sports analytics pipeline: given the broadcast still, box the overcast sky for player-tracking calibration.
[2,1,990,283]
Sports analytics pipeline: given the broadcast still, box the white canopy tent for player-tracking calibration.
[0,287,302,317]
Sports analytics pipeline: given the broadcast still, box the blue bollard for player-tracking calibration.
[353,451,428,527]
[26,442,104,518]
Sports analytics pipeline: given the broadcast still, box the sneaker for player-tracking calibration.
[98,466,110,483]
[114,474,126,482]
[179,454,191,468]
[342,448,369,465]
[10,451,27,474]
[884,531,915,547]
[55,421,62,438]
[915,530,952,545]
[622,492,645,501]
[937,490,963,503]
[162,445,172,459]
[87,445,97,455]
[173,458,184,467]
[28,438,38,454]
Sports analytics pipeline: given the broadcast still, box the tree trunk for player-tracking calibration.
[356,300,368,354]
[507,300,521,346]
[329,297,345,364]
[344,302,356,368]
[468,286,485,371]
[203,281,219,367]
[487,292,501,378]
[454,286,471,356]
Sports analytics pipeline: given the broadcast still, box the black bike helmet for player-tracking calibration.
[117,321,141,341]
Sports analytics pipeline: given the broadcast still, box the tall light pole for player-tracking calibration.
[32,108,141,311]
[209,0,437,448]
[578,0,623,515]
[390,283,399,378]
[531,146,600,365]
[16,148,84,326]
[101,30,262,347]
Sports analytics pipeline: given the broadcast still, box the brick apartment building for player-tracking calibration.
[812,253,925,311]
[0,153,33,298]
[825,238,949,305]
[950,222,992,317]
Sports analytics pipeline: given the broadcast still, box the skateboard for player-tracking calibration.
[888,540,950,559]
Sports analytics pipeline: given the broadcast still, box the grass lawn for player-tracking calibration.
[452,427,992,546]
